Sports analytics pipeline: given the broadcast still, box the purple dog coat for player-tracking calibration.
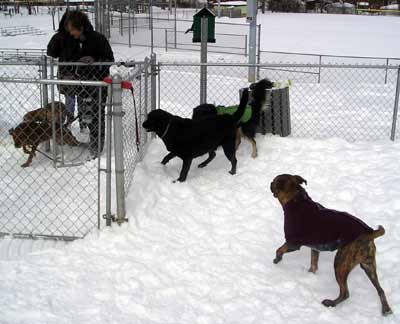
[283,191,373,248]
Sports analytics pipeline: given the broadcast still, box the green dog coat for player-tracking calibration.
[216,105,252,123]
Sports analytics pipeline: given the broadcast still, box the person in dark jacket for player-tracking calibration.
[47,11,81,127]
[65,10,114,157]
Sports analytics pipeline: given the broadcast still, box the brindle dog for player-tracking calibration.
[270,174,392,316]
[23,101,67,125]
[9,121,80,167]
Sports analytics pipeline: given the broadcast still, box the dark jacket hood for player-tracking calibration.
[58,12,68,33]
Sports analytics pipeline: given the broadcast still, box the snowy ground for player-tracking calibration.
[1,136,399,323]
[1,9,400,324]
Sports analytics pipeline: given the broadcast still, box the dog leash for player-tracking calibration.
[129,87,140,152]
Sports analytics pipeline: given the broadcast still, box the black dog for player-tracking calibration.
[142,89,249,182]
[192,78,273,158]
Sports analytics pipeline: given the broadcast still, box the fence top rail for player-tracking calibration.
[119,15,251,27]
[0,60,146,67]
[0,77,110,87]
[168,29,247,37]
[260,50,400,61]
[158,62,400,70]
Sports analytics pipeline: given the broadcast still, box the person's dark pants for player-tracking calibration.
[78,87,107,156]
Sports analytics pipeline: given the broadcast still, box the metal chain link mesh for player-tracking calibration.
[0,58,111,240]
[158,62,399,142]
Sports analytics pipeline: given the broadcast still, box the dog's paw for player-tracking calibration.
[229,170,236,175]
[321,299,336,307]
[198,162,207,168]
[273,255,282,264]
[21,162,30,168]
[382,305,393,316]
[308,266,318,274]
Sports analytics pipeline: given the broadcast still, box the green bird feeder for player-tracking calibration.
[192,8,216,43]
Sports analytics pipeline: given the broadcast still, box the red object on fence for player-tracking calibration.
[103,77,133,90]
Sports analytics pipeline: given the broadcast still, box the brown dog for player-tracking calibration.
[23,101,66,125]
[270,174,392,316]
[9,121,80,167]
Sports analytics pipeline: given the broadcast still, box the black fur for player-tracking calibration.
[192,78,273,157]
[142,89,249,182]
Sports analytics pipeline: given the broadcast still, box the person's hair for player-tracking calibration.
[66,10,91,31]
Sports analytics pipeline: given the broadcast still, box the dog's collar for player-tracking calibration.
[160,122,171,139]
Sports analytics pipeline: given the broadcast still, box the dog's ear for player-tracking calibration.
[293,175,307,186]
[8,128,14,135]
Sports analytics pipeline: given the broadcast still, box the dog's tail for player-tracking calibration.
[232,88,249,123]
[364,225,386,241]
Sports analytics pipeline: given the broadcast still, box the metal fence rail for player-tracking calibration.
[157,62,400,142]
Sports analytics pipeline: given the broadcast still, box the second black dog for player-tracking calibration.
[192,78,273,158]
[142,89,249,182]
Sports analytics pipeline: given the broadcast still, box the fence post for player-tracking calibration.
[257,24,261,81]
[128,5,131,48]
[41,55,51,153]
[390,67,400,141]
[158,62,161,110]
[165,29,168,52]
[385,58,389,84]
[112,74,127,224]
[104,84,113,226]
[150,53,157,113]
[200,17,208,104]
[318,55,322,83]
[144,57,149,130]
[244,34,248,57]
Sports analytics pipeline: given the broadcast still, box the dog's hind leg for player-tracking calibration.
[161,152,176,165]
[360,243,392,316]
[235,128,242,151]
[222,142,237,175]
[176,158,193,182]
[244,135,257,158]
[309,249,320,274]
[198,151,216,168]
[322,247,355,308]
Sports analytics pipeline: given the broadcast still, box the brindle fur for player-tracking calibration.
[9,121,80,167]
[270,174,392,316]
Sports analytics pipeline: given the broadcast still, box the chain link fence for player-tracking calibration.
[1,52,400,241]
[0,73,109,240]
[157,62,400,142]
[0,52,154,240]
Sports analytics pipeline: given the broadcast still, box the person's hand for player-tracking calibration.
[79,56,94,64]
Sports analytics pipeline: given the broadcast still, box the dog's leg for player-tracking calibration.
[21,145,37,167]
[176,158,193,182]
[198,151,216,168]
[161,152,176,165]
[309,249,320,274]
[322,247,354,307]
[273,242,301,264]
[235,128,242,151]
[242,134,257,158]
[222,142,237,175]
[360,243,392,316]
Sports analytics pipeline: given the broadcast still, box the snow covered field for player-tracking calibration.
[1,8,400,324]
[1,136,400,323]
